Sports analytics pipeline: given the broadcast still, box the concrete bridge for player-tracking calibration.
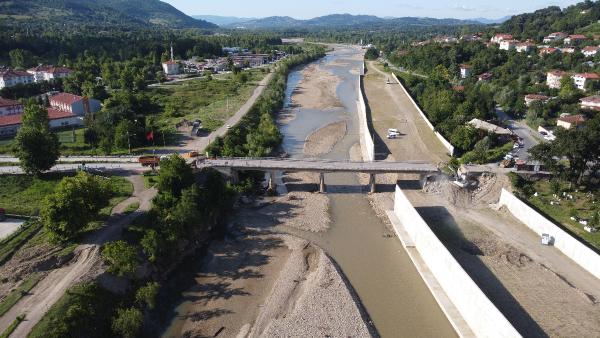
[196,157,438,193]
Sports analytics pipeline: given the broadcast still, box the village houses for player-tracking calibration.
[571,73,600,90]
[547,70,567,89]
[582,46,600,57]
[580,95,600,111]
[557,114,587,130]
[0,69,34,89]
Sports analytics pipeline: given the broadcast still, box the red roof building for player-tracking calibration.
[0,98,23,117]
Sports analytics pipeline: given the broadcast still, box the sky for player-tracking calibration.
[162,0,584,20]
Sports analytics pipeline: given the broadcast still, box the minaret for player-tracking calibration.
[170,43,174,62]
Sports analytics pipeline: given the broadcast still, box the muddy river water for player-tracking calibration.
[277,45,456,337]
[163,45,456,337]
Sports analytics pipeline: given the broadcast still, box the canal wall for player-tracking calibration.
[498,188,600,280]
[392,185,521,338]
[357,72,375,162]
[391,73,455,156]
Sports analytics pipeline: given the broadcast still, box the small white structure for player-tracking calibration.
[499,40,517,51]
[571,73,600,90]
[582,46,600,57]
[459,64,472,78]
[49,93,101,115]
[491,33,513,44]
[162,43,180,76]
[546,70,567,89]
[0,69,34,89]
[541,233,553,246]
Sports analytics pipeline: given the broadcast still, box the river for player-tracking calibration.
[162,45,456,338]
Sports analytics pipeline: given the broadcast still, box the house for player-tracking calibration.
[560,47,576,54]
[478,72,492,82]
[516,42,534,53]
[564,34,587,45]
[0,69,34,89]
[27,65,72,83]
[539,47,560,56]
[557,114,587,129]
[582,46,600,57]
[571,73,600,90]
[0,98,23,117]
[524,94,550,106]
[499,40,517,51]
[0,108,82,138]
[543,32,568,43]
[162,61,180,76]
[0,114,21,138]
[491,34,513,44]
[580,95,600,110]
[47,108,83,129]
[459,64,472,78]
[49,93,101,115]
[546,70,567,89]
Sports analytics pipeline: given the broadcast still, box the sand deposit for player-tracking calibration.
[304,121,347,156]
[168,234,373,338]
[291,63,343,110]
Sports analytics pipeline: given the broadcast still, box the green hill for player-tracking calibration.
[0,0,216,30]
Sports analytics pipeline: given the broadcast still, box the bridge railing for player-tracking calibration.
[199,157,433,165]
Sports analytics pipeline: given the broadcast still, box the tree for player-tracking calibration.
[140,229,163,263]
[9,49,25,69]
[41,172,111,241]
[365,47,379,60]
[101,241,140,277]
[559,75,579,101]
[14,102,60,175]
[111,307,143,338]
[84,128,100,147]
[450,126,477,153]
[156,155,194,198]
[135,282,160,310]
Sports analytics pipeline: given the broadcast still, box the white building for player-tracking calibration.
[0,70,34,89]
[543,32,568,43]
[564,35,587,45]
[0,98,23,117]
[524,94,550,106]
[582,46,600,57]
[499,40,517,51]
[557,114,587,130]
[571,73,600,90]
[49,93,101,115]
[491,34,513,44]
[27,66,72,83]
[162,61,180,75]
[459,64,472,78]
[580,95,600,110]
[547,70,567,89]
[0,107,82,138]
[516,42,534,53]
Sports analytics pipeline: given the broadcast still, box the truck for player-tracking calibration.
[138,156,160,167]
[181,151,199,160]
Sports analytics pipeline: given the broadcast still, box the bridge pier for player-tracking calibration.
[369,173,376,193]
[231,169,239,185]
[319,172,326,193]
[268,171,277,192]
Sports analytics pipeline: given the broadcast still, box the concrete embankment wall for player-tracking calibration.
[357,64,375,161]
[391,73,455,156]
[499,188,600,280]
[393,186,521,338]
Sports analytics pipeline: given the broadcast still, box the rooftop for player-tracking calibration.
[573,73,600,79]
[0,98,21,108]
[0,114,21,127]
[580,95,600,104]
[49,92,84,106]
[558,114,587,124]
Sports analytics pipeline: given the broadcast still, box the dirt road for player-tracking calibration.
[0,175,157,336]
[364,61,600,337]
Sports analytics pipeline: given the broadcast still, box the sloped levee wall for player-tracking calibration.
[357,63,375,161]
[499,188,600,280]
[393,186,521,338]
[392,73,455,156]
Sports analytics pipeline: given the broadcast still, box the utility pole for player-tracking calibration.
[127,130,131,154]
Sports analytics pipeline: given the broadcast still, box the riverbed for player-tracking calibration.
[161,45,456,338]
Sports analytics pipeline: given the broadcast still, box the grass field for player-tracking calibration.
[525,180,600,250]
[150,69,266,132]
[0,274,42,317]
[0,174,133,216]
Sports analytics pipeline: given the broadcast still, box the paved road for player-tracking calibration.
[495,108,541,161]
[0,218,25,240]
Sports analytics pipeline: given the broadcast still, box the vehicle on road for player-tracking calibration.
[138,156,160,167]
[0,208,5,221]
[226,124,232,129]
[182,151,199,159]
[387,129,401,139]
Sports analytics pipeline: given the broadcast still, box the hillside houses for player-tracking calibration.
[27,65,72,83]
[499,40,518,51]
[543,32,569,43]
[525,94,550,106]
[564,34,587,45]
[547,70,567,89]
[0,69,34,89]
[580,95,600,111]
[491,34,513,44]
[0,92,100,138]
[582,46,600,57]
[572,73,600,90]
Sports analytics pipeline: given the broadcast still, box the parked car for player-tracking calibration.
[138,156,160,167]
[0,208,6,221]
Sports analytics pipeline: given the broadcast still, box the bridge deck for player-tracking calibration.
[197,157,438,174]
